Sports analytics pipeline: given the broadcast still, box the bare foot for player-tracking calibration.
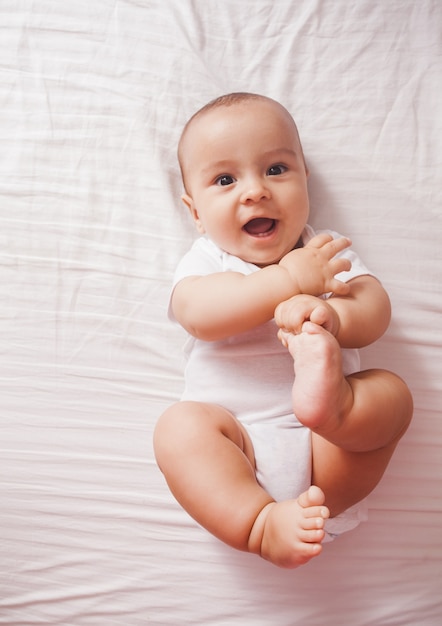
[249,486,330,568]
[279,321,352,434]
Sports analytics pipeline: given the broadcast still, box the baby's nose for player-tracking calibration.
[240,178,271,204]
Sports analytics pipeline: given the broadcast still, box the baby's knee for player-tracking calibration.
[154,401,251,465]
[154,401,222,456]
[379,370,414,432]
[154,402,190,467]
[155,401,199,444]
[393,373,414,435]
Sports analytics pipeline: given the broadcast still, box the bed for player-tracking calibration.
[1,1,441,624]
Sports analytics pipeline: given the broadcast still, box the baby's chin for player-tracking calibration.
[221,238,301,267]
[247,246,302,268]
[245,253,287,268]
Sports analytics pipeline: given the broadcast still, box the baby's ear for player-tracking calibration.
[181,194,205,234]
[181,193,192,211]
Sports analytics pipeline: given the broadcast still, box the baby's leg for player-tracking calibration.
[281,321,412,450]
[280,322,413,515]
[154,401,329,568]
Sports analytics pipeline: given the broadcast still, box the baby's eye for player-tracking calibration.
[215,174,235,186]
[267,164,287,176]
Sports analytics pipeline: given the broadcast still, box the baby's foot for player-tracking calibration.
[280,321,351,434]
[250,486,329,568]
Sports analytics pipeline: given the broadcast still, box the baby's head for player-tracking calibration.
[178,93,310,266]
[178,93,307,189]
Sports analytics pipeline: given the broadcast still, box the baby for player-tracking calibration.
[154,92,413,568]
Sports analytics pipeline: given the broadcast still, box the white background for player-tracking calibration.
[1,1,441,624]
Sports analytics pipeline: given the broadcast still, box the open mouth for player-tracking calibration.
[242,218,277,236]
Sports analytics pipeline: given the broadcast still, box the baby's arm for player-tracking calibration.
[172,234,352,341]
[275,275,391,349]
[326,275,391,347]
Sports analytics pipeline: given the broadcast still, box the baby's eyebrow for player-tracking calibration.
[200,159,234,176]
[262,147,298,160]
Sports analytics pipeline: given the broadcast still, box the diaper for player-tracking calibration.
[324,499,368,542]
[245,415,312,503]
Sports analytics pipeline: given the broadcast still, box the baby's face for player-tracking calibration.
[180,99,310,266]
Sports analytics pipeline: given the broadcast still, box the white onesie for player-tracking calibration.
[170,225,372,537]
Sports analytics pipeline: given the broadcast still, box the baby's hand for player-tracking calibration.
[275,294,340,338]
[279,233,352,296]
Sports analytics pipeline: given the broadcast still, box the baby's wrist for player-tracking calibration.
[275,264,301,298]
[257,264,299,308]
[276,258,301,295]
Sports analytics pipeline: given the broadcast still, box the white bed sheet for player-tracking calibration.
[1,1,441,624]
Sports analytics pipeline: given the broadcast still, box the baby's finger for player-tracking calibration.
[328,278,351,296]
[323,236,352,258]
[276,313,304,335]
[329,256,352,275]
[309,304,330,327]
[275,304,309,334]
[304,233,334,249]
[277,328,290,347]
